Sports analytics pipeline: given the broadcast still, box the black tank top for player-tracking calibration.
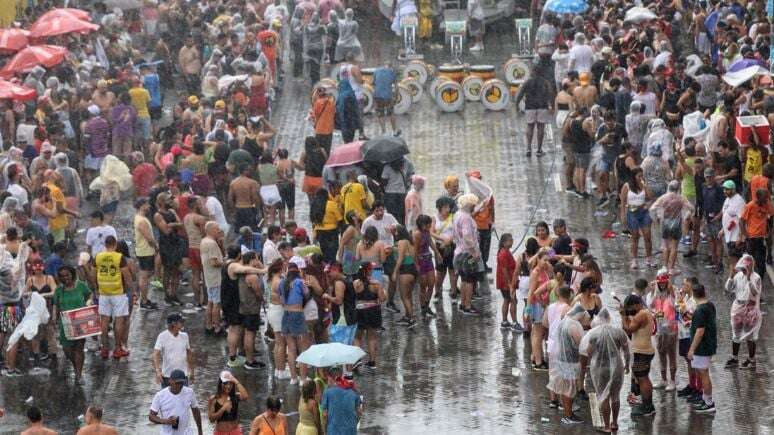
[221,260,240,313]
[570,119,592,154]
[332,278,356,324]
[213,394,239,422]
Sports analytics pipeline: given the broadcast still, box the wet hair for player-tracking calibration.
[363,226,378,246]
[372,200,385,210]
[525,237,540,257]
[557,285,572,301]
[267,258,284,279]
[58,265,77,280]
[498,233,513,250]
[394,225,411,242]
[580,276,596,292]
[634,278,648,292]
[277,148,289,159]
[5,227,18,242]
[227,244,242,260]
[282,267,301,303]
[415,214,432,230]
[345,210,359,225]
[277,241,292,251]
[435,196,455,211]
[91,210,104,220]
[624,293,643,308]
[27,406,42,422]
[309,189,329,225]
[553,261,570,278]
[535,221,550,235]
[693,283,707,298]
[104,235,117,247]
[266,396,282,412]
[116,240,131,258]
[241,251,257,265]
[301,379,316,401]
[87,406,103,420]
[260,150,273,164]
[267,225,282,240]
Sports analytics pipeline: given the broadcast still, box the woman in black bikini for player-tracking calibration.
[208,370,249,435]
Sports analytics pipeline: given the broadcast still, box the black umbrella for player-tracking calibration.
[361,136,410,164]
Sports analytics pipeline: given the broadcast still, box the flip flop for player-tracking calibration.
[596,428,612,434]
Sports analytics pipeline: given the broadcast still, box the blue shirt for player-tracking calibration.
[373,67,396,100]
[44,253,64,277]
[279,278,306,305]
[143,73,162,108]
[321,386,361,435]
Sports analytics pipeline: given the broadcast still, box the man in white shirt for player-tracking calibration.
[361,201,398,245]
[721,180,746,280]
[149,369,203,435]
[260,225,283,264]
[153,313,194,387]
[85,211,117,257]
[6,169,28,210]
[568,32,593,73]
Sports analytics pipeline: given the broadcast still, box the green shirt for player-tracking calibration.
[53,281,92,343]
[690,301,717,357]
[681,157,696,199]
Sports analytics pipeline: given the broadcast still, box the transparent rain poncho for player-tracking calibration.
[334,9,364,63]
[579,308,630,404]
[547,304,588,398]
[726,254,763,342]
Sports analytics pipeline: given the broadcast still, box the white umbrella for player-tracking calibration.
[296,343,366,367]
[722,65,770,87]
[625,6,657,23]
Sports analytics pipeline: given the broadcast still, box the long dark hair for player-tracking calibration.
[362,226,378,247]
[629,167,645,194]
[282,267,301,302]
[309,189,328,225]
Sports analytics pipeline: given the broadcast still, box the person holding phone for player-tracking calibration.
[149,369,203,435]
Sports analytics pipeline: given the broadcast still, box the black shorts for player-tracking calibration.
[727,241,744,258]
[149,106,162,120]
[234,207,257,233]
[398,263,418,277]
[678,337,691,358]
[278,182,295,210]
[356,307,382,329]
[138,255,155,272]
[242,313,261,331]
[383,254,396,277]
[374,98,394,116]
[434,243,455,272]
[632,352,654,378]
[224,310,243,326]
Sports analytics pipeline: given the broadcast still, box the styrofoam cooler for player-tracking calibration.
[735,115,770,146]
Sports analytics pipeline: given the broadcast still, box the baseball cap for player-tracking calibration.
[215,100,226,109]
[293,227,308,240]
[188,95,199,105]
[169,369,187,382]
[722,180,736,190]
[579,72,591,85]
[87,104,100,116]
[219,370,235,383]
[166,312,184,324]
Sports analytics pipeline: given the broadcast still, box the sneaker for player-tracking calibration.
[424,307,436,318]
[561,414,583,424]
[693,402,716,413]
[724,358,739,369]
[740,359,756,369]
[677,385,695,397]
[680,235,692,245]
[652,379,666,389]
[470,43,484,51]
[631,404,656,417]
[150,279,163,289]
[172,296,183,306]
[385,302,401,314]
[597,196,610,208]
[393,129,402,137]
[683,250,698,258]
[462,307,480,316]
[534,362,549,371]
[244,360,264,370]
[581,192,591,200]
[666,381,676,391]
[366,360,376,369]
[548,399,559,408]
[511,322,525,333]
[407,318,417,329]
[500,321,512,329]
[570,189,584,199]
[2,367,22,377]
[566,186,577,195]
[142,300,159,310]
[227,357,242,368]
[396,317,411,326]
[686,393,704,404]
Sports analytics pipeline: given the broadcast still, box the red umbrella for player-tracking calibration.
[29,15,99,39]
[1,45,67,75]
[0,79,36,101]
[0,29,29,52]
[325,141,364,167]
[38,8,92,22]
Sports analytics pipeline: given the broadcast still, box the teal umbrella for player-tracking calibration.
[296,343,366,367]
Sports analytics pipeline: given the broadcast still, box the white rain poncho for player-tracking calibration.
[334,9,364,63]
[0,242,29,305]
[579,308,630,404]
[547,304,589,398]
[643,118,674,162]
[7,292,49,351]
[88,155,133,192]
[726,254,762,342]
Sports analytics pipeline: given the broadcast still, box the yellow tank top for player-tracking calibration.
[96,251,124,295]
[134,214,155,257]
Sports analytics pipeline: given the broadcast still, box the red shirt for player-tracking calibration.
[132,163,159,197]
[496,248,516,290]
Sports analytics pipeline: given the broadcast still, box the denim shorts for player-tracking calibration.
[626,207,652,231]
[281,311,308,336]
[207,286,221,304]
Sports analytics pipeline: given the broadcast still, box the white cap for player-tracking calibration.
[289,255,306,269]
[87,105,100,116]
[219,370,235,383]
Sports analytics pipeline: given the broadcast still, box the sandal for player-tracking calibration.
[610,424,618,432]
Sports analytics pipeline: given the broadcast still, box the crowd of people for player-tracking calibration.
[0,0,770,433]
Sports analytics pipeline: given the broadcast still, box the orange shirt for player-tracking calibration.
[313,96,335,135]
[473,197,495,230]
[252,414,287,435]
[749,175,770,196]
[741,200,774,238]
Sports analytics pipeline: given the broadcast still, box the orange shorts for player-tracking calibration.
[302,176,323,195]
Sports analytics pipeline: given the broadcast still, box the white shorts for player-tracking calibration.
[267,303,284,332]
[98,294,129,317]
[525,109,552,124]
[691,355,712,370]
[260,185,282,206]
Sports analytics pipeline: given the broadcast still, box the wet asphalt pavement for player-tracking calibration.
[1,11,773,435]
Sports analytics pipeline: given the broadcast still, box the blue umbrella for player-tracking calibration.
[544,0,588,14]
[728,58,765,72]
[296,342,367,367]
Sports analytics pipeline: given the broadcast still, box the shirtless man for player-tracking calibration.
[91,80,116,115]
[573,72,598,111]
[76,406,117,435]
[228,165,261,234]
[183,196,208,309]
[21,407,57,435]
